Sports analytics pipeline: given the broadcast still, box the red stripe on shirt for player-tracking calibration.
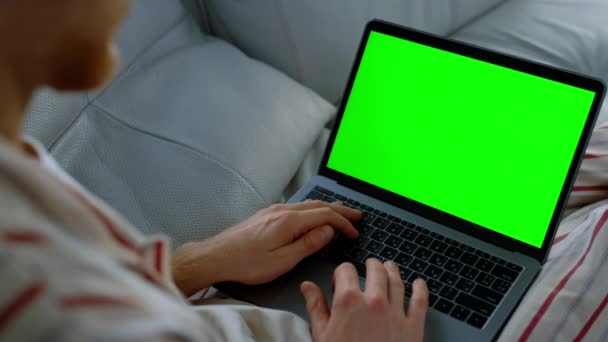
[3,231,45,243]
[55,179,141,254]
[0,281,45,333]
[154,241,164,274]
[552,233,569,245]
[123,263,168,291]
[572,185,608,192]
[574,291,608,342]
[584,153,608,159]
[519,210,608,341]
[60,295,133,309]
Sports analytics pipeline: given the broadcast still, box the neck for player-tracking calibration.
[0,62,34,148]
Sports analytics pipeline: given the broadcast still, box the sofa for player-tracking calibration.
[24,0,608,249]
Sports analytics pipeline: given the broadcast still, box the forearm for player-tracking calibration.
[171,239,229,297]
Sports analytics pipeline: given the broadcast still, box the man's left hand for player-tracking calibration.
[172,201,362,297]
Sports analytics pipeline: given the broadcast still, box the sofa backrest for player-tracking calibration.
[203,0,506,104]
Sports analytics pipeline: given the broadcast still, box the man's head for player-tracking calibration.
[0,0,131,91]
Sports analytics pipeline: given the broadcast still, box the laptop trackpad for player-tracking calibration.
[218,257,361,321]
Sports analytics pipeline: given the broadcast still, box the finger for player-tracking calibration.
[301,281,330,334]
[333,262,361,294]
[407,278,429,323]
[384,261,405,311]
[365,258,389,302]
[277,225,334,265]
[286,200,363,222]
[293,207,359,239]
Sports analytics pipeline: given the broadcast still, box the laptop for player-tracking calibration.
[220,20,606,341]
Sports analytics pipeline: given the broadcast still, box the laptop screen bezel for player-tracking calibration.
[319,20,606,263]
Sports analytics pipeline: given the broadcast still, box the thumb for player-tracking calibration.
[300,281,329,336]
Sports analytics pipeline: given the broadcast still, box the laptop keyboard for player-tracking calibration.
[304,186,524,330]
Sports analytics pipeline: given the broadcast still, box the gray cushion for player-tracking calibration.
[25,1,335,246]
[203,0,506,103]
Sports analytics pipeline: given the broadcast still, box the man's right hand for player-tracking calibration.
[300,259,429,342]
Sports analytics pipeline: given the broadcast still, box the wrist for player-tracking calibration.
[171,239,229,297]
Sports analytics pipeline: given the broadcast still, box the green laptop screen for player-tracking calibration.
[327,31,596,248]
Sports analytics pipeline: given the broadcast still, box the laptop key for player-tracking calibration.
[439,286,459,301]
[360,224,376,237]
[379,246,399,260]
[429,294,438,307]
[385,235,404,249]
[415,226,430,235]
[387,215,401,223]
[365,241,384,254]
[468,313,488,329]
[429,240,448,254]
[456,278,474,293]
[491,265,518,282]
[414,247,433,261]
[348,248,369,263]
[460,252,479,266]
[370,230,389,242]
[506,262,523,272]
[395,253,413,267]
[403,221,416,228]
[440,271,460,287]
[399,241,418,255]
[410,259,428,273]
[445,259,464,273]
[474,250,490,259]
[399,267,412,281]
[461,245,475,253]
[334,194,347,201]
[314,186,334,196]
[415,235,433,247]
[429,253,448,267]
[491,278,511,294]
[372,217,391,230]
[476,259,494,272]
[460,266,479,280]
[455,293,496,317]
[400,228,419,241]
[450,306,471,321]
[445,246,463,259]
[386,223,404,236]
[475,272,495,287]
[361,213,377,225]
[355,236,370,248]
[471,285,503,305]
[424,265,443,280]
[306,191,324,200]
[427,279,443,294]
[490,256,506,265]
[434,299,454,314]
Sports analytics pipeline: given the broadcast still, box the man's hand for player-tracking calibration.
[301,259,429,342]
[172,201,362,297]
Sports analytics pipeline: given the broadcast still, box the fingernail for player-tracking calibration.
[414,278,425,286]
[321,226,333,240]
[386,260,397,269]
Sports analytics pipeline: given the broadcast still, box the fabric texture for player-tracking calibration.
[203,0,506,103]
[492,125,608,340]
[23,0,335,245]
[0,137,312,341]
